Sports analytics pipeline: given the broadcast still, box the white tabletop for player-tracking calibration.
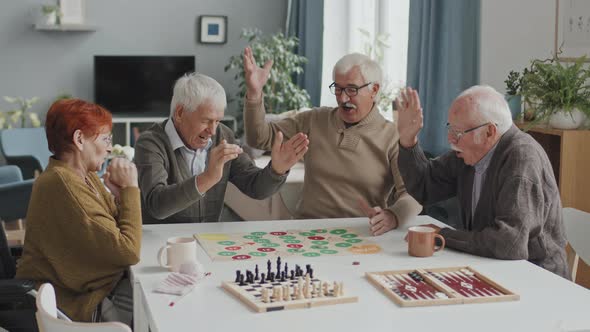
[130,216,590,332]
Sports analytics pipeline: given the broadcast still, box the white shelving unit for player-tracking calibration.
[34,23,97,31]
[112,117,166,146]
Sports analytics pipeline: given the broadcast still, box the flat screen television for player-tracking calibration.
[94,55,195,117]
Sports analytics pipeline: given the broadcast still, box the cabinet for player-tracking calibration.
[112,115,238,147]
[518,123,590,287]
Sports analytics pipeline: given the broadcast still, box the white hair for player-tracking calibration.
[332,53,383,86]
[170,72,227,118]
[457,85,513,135]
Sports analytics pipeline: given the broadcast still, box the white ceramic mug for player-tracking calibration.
[157,237,198,272]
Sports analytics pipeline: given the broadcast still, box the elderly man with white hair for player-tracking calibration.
[243,48,421,235]
[396,85,569,279]
[135,72,309,224]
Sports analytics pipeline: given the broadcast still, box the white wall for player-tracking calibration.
[480,0,555,93]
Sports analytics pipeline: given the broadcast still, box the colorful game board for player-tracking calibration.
[366,266,519,307]
[195,227,381,261]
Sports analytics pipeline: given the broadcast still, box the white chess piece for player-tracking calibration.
[339,282,344,296]
[283,285,290,301]
[261,287,269,303]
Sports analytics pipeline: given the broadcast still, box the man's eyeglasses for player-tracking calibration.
[329,82,372,97]
[446,122,495,141]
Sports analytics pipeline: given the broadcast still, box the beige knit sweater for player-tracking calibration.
[16,158,141,322]
[244,97,421,225]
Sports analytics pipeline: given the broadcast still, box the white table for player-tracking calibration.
[130,216,590,332]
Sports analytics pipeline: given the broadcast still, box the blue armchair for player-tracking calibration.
[0,128,52,180]
[0,165,34,223]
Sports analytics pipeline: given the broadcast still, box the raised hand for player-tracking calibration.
[243,46,273,99]
[396,87,423,148]
[206,139,242,181]
[105,157,138,189]
[270,132,309,175]
[359,198,399,236]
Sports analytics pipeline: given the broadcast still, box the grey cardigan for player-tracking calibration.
[134,120,287,224]
[398,125,569,279]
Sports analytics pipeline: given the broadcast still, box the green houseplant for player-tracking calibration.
[0,96,41,129]
[225,29,311,137]
[520,55,590,129]
[41,4,61,25]
[504,70,525,120]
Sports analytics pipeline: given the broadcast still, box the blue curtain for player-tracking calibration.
[407,0,481,156]
[286,0,324,106]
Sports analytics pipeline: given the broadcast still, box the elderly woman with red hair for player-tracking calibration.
[16,99,141,324]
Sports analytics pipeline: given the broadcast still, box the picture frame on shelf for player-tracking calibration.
[555,0,590,61]
[198,15,227,44]
[59,0,85,24]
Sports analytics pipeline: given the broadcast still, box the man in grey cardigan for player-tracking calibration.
[396,85,569,279]
[134,73,309,224]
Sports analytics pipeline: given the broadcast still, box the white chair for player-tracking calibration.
[35,283,131,332]
[562,208,590,282]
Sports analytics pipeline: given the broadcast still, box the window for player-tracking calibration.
[321,0,409,121]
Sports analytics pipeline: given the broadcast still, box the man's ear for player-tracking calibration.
[487,123,497,138]
[174,105,184,122]
[371,83,380,98]
[72,129,84,151]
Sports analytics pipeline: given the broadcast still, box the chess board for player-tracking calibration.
[222,261,358,313]
[366,266,519,307]
[195,227,381,261]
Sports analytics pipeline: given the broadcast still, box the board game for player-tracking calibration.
[221,258,358,313]
[195,227,381,261]
[366,266,519,307]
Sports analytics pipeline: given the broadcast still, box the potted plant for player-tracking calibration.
[503,69,527,120]
[0,96,41,129]
[41,4,61,26]
[520,55,590,129]
[225,28,311,137]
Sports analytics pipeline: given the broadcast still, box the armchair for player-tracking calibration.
[0,128,52,179]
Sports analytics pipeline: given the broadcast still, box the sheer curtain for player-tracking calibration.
[320,0,410,120]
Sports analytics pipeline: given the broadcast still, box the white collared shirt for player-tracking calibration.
[165,119,212,191]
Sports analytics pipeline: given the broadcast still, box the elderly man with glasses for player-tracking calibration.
[396,85,569,278]
[242,48,421,236]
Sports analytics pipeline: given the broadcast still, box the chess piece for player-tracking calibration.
[339,282,344,296]
[255,265,259,280]
[283,285,290,301]
[261,288,270,303]
[260,273,266,284]
[322,282,329,297]
[333,281,339,297]
[235,270,241,283]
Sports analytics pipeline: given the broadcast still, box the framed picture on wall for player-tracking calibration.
[198,15,227,44]
[59,0,85,24]
[555,0,590,61]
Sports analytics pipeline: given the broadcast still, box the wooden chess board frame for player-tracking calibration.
[221,278,358,313]
[366,266,519,307]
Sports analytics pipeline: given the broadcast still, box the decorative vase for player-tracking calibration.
[504,95,522,120]
[548,109,587,130]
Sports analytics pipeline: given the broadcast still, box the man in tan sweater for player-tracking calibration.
[243,48,421,235]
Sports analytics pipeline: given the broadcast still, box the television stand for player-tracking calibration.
[112,116,167,146]
[112,115,238,146]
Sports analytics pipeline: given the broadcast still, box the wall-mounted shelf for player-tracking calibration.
[34,23,97,32]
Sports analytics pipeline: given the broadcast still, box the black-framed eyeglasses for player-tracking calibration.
[329,82,372,97]
[446,122,495,141]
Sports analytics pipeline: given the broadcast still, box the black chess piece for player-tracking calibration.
[269,272,275,282]
[290,270,295,280]
[309,268,314,279]
[255,265,260,280]
[235,270,241,283]
[239,274,246,286]
[280,271,286,282]
[260,273,266,284]
[306,264,311,275]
